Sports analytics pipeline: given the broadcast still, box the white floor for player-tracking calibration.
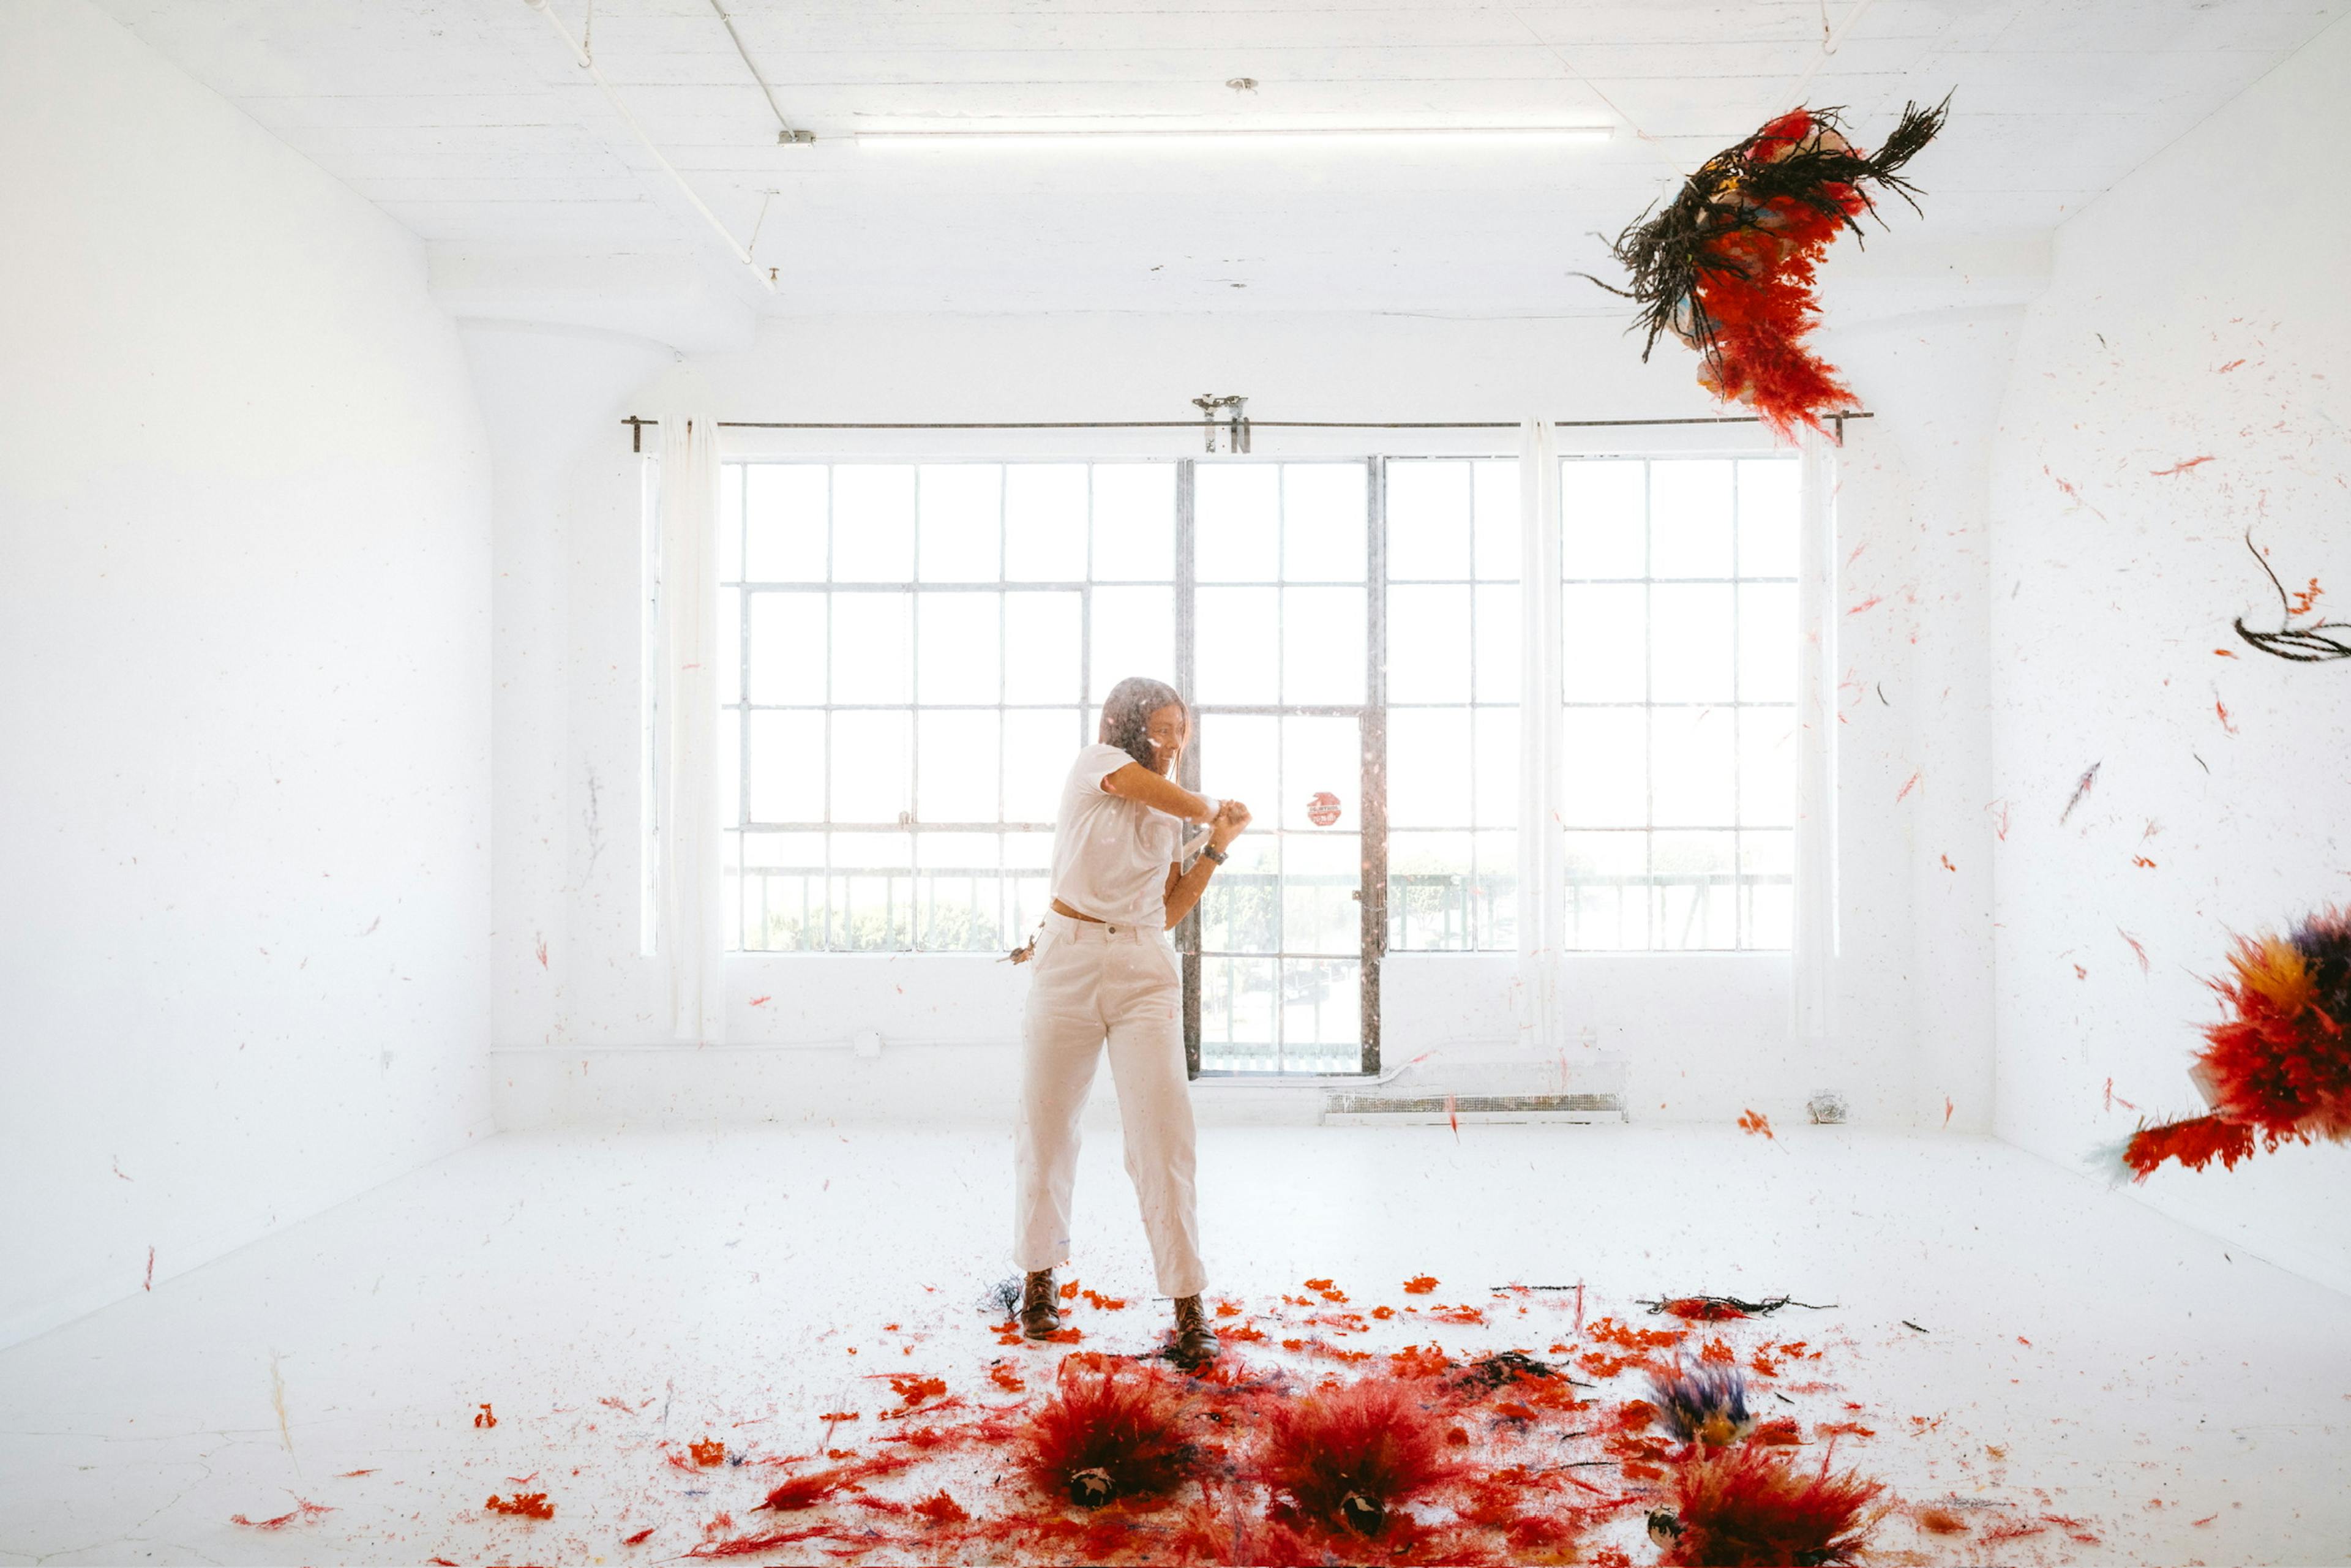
[1,1125,2345,1567]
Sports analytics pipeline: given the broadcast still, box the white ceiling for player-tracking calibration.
[94,0,2349,318]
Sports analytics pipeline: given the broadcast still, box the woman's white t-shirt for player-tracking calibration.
[1049,742,1185,927]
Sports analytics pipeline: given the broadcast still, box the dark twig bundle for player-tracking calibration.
[2234,530,2351,661]
[1639,1294,1835,1321]
[1582,97,1949,437]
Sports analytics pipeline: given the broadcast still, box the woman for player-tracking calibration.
[1011,675,1250,1367]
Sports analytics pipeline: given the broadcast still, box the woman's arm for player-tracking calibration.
[1162,801,1251,930]
[1101,760,1217,823]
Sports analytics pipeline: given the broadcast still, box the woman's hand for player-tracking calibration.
[1209,798,1251,850]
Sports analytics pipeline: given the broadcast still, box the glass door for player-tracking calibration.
[1179,460,1382,1075]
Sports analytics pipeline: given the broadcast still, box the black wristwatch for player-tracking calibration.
[1201,844,1228,866]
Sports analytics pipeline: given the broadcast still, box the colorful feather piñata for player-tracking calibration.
[1255,1374,1466,1537]
[2123,909,2351,1179]
[1016,1352,1201,1509]
[1587,98,1948,440]
[1653,1445,1884,1567]
[1649,1360,1755,1447]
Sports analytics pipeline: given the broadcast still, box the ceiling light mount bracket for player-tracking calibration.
[1192,394,1251,453]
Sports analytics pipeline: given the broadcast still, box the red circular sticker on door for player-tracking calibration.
[1307,791,1343,827]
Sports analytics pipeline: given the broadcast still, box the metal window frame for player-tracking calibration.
[1557,453,1801,953]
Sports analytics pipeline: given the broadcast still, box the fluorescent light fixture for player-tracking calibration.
[854,121,1614,149]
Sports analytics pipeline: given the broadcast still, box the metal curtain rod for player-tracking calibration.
[620,410,1871,451]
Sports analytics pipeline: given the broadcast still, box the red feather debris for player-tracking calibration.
[1255,1373,1468,1537]
[1659,1446,1884,1566]
[1588,100,1948,439]
[2123,913,2351,1177]
[1016,1352,1202,1509]
[229,1499,334,1529]
[484,1491,553,1520]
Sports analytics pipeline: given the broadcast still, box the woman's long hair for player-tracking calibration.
[1098,677,1187,771]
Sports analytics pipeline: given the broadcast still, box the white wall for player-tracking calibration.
[0,0,495,1346]
[495,308,2009,1134]
[1987,17,2351,1293]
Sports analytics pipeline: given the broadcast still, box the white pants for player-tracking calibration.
[1013,911,1205,1299]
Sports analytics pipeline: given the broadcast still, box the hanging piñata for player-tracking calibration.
[1587,97,1948,439]
[2119,907,2351,1178]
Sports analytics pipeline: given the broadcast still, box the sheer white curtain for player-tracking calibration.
[651,367,725,1044]
[1515,419,1564,1052]
[1791,425,1840,1043]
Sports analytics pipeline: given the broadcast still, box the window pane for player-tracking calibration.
[918,463,1001,583]
[1003,590,1081,704]
[719,465,743,583]
[1282,716,1358,835]
[1739,706,1797,828]
[1387,585,1471,704]
[1199,714,1278,829]
[748,710,824,823]
[829,711,912,824]
[1650,583,1736,704]
[1387,460,1470,582]
[1649,708,1736,826]
[718,586,742,708]
[1473,828,1517,950]
[1090,585,1175,703]
[1561,583,1644,703]
[1002,709,1079,823]
[828,831,913,951]
[1199,956,1278,1071]
[1281,587,1365,705]
[1560,459,1645,579]
[917,710,1000,824]
[1196,465,1278,583]
[1474,583,1520,702]
[917,591,1001,705]
[744,832,822,951]
[831,465,915,582]
[745,464,827,582]
[1472,460,1520,581]
[1281,957,1359,1065]
[1563,830,1647,950]
[917,833,1001,951]
[1389,830,1472,951]
[1388,709,1472,827]
[1474,707,1518,828]
[1005,464,1089,582]
[749,591,827,705]
[1737,459,1799,577]
[1652,830,1736,950]
[1283,832,1359,956]
[1283,464,1366,583]
[1196,586,1280,705]
[1091,463,1175,581]
[1202,831,1278,955]
[1560,708,1646,827]
[1649,460,1733,578]
[719,709,741,829]
[1737,582,1796,704]
[831,593,912,705]
[1741,830,1793,949]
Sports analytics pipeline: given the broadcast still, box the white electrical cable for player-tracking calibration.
[521,0,777,293]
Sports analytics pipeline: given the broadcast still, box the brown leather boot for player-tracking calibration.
[1019,1269,1060,1341]
[1171,1294,1218,1368]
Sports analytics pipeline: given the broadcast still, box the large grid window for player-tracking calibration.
[1383,459,1520,953]
[1558,457,1797,950]
[718,461,1176,951]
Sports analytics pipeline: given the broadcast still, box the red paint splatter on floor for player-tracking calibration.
[2133,855,2157,868]
[2216,359,2245,373]
[749,994,771,1006]
[1403,1274,1438,1294]
[1738,1109,1774,1139]
[622,1525,656,1545]
[1846,595,1884,615]
[473,1402,497,1428]
[2118,928,2151,972]
[143,1247,154,1291]
[689,1438,727,1466]
[2216,699,2238,735]
[1895,770,1921,803]
[2151,456,2214,476]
